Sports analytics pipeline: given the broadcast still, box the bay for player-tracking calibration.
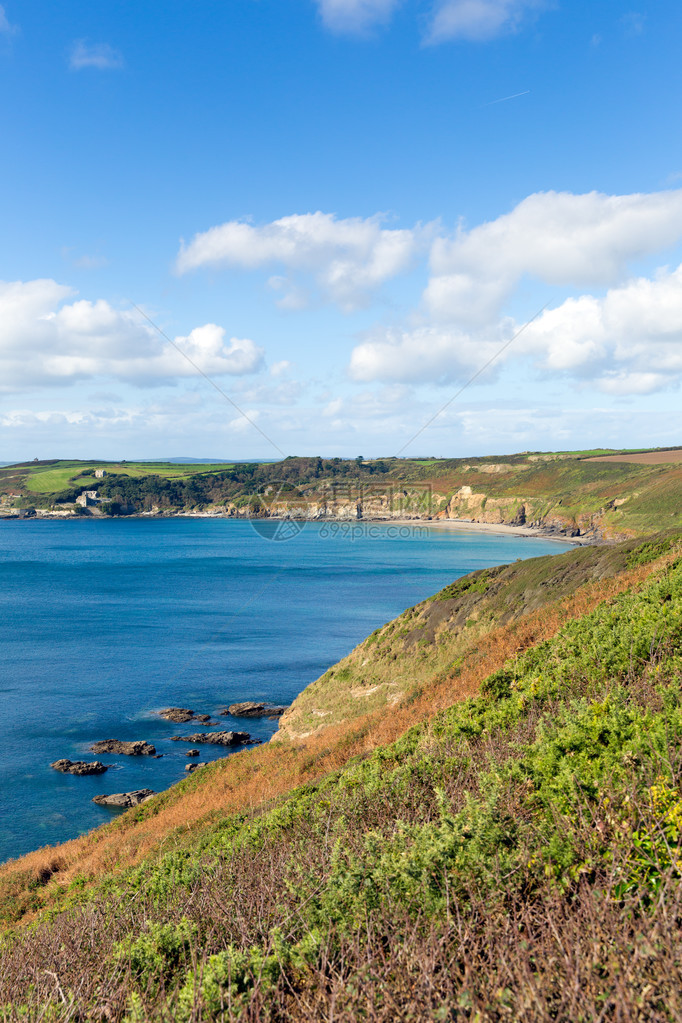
[0,518,571,863]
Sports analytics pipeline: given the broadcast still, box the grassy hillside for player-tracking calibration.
[278,539,666,739]
[1,533,681,1020]
[2,449,680,538]
[0,459,236,496]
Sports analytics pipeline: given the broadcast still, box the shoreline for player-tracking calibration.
[1,511,598,544]
[370,517,592,544]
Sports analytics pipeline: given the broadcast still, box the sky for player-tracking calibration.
[2,0,682,461]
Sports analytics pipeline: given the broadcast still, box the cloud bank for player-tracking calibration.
[351,263,682,395]
[426,189,682,324]
[0,279,264,392]
[349,189,682,395]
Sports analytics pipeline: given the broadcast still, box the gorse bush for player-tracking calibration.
[2,541,682,1020]
[114,918,196,984]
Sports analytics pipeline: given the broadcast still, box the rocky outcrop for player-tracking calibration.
[93,789,155,808]
[159,707,194,723]
[221,702,288,718]
[159,708,215,724]
[169,730,251,746]
[186,748,200,757]
[89,740,156,756]
[50,759,108,776]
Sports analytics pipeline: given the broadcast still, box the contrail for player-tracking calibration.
[483,89,530,106]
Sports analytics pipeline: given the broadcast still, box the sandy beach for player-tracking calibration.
[335,517,593,544]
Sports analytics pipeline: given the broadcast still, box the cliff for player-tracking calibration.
[1,531,682,1019]
[3,449,682,539]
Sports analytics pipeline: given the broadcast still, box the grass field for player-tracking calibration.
[8,460,237,495]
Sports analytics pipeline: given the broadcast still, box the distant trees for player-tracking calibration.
[53,457,400,514]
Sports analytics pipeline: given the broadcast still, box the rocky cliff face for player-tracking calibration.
[216,484,607,538]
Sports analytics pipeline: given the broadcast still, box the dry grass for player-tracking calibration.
[2,667,681,1021]
[0,553,672,925]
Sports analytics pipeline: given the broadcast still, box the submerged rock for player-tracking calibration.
[170,730,250,746]
[89,739,157,756]
[93,789,155,808]
[50,759,108,776]
[220,702,288,718]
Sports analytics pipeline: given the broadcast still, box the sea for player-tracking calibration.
[0,518,572,863]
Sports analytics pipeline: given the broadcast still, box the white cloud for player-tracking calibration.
[349,324,506,383]
[176,211,431,311]
[228,409,261,434]
[0,279,264,392]
[0,5,17,35]
[352,263,682,396]
[69,40,124,71]
[270,360,294,377]
[426,0,548,43]
[426,189,682,324]
[519,264,682,393]
[314,0,400,34]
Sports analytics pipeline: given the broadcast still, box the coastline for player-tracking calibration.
[174,511,595,544]
[373,517,592,544]
[1,509,598,543]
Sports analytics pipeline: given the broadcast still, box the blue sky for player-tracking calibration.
[2,0,682,460]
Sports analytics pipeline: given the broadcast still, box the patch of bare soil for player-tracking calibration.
[585,448,682,464]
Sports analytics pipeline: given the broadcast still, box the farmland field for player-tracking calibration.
[8,461,237,494]
[586,448,682,465]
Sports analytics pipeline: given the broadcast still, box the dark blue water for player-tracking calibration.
[0,518,571,862]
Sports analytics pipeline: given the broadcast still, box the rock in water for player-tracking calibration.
[220,702,288,718]
[159,709,218,725]
[93,789,155,808]
[89,739,156,756]
[169,730,250,746]
[186,749,200,757]
[50,759,108,776]
[158,707,195,723]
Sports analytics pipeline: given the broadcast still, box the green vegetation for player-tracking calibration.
[2,450,681,540]
[1,534,682,1019]
[7,460,237,496]
[280,539,663,738]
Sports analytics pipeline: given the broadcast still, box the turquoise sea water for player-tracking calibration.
[0,518,571,863]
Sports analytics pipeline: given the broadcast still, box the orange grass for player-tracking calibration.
[0,553,672,925]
